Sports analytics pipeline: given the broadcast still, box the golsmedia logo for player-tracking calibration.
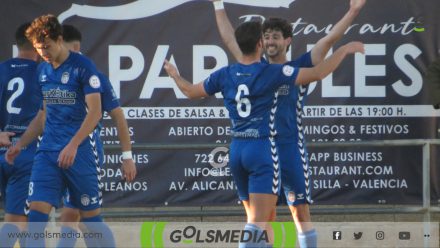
[140,222,297,247]
[170,225,268,244]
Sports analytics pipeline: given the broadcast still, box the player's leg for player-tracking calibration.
[27,151,63,247]
[0,153,33,248]
[65,141,115,248]
[278,142,316,248]
[241,138,280,248]
[57,193,81,248]
[0,163,27,248]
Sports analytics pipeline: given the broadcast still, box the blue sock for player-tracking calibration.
[18,231,27,248]
[27,210,49,248]
[81,223,99,248]
[0,223,20,248]
[239,223,268,248]
[56,225,78,248]
[298,229,317,248]
[81,215,115,248]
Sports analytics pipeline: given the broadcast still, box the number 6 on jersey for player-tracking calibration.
[235,84,251,118]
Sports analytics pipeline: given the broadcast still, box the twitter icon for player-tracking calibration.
[353,232,363,240]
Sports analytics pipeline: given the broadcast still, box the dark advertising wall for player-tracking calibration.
[0,0,439,206]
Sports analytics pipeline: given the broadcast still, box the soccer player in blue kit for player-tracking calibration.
[164,21,364,247]
[6,15,115,247]
[0,22,40,248]
[211,0,366,247]
[56,24,137,248]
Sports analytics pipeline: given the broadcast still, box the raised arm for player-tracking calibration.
[311,0,366,65]
[296,41,364,85]
[164,60,209,99]
[211,0,243,61]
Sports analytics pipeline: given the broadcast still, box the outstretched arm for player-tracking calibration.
[296,42,364,85]
[211,0,243,61]
[311,0,366,65]
[164,60,209,99]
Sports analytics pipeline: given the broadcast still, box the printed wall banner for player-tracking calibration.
[0,0,439,206]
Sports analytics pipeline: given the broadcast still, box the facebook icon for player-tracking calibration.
[333,231,342,240]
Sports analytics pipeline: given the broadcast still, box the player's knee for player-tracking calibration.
[79,208,101,219]
[29,201,52,214]
[290,204,311,222]
[60,208,81,223]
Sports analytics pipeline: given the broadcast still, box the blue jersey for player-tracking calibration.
[99,72,120,113]
[204,62,299,139]
[37,52,102,151]
[0,58,41,154]
[266,53,313,144]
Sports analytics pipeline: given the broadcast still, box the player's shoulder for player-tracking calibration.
[264,63,297,77]
[97,71,112,88]
[69,51,97,68]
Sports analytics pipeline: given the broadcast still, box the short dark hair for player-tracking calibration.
[262,17,293,38]
[26,14,63,44]
[62,24,81,43]
[15,22,33,49]
[234,21,262,55]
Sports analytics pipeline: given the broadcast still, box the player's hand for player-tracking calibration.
[344,41,365,55]
[350,0,366,13]
[164,60,179,79]
[0,132,15,147]
[121,158,137,182]
[58,142,78,169]
[5,143,21,165]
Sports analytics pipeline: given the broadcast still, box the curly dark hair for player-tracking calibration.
[262,17,293,38]
[25,14,63,44]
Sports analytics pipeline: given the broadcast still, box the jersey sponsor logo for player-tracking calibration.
[58,0,296,23]
[43,88,77,105]
[277,84,290,95]
[81,194,91,206]
[89,75,101,89]
[11,64,29,68]
[61,72,70,84]
[236,72,252,77]
[282,65,295,77]
[41,74,47,82]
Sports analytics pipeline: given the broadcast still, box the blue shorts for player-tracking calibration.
[29,139,102,211]
[277,142,312,206]
[0,145,35,215]
[229,138,281,201]
[63,135,104,209]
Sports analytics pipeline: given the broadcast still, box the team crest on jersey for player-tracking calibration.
[288,191,296,202]
[282,65,295,76]
[81,194,91,206]
[61,72,70,84]
[89,75,101,88]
